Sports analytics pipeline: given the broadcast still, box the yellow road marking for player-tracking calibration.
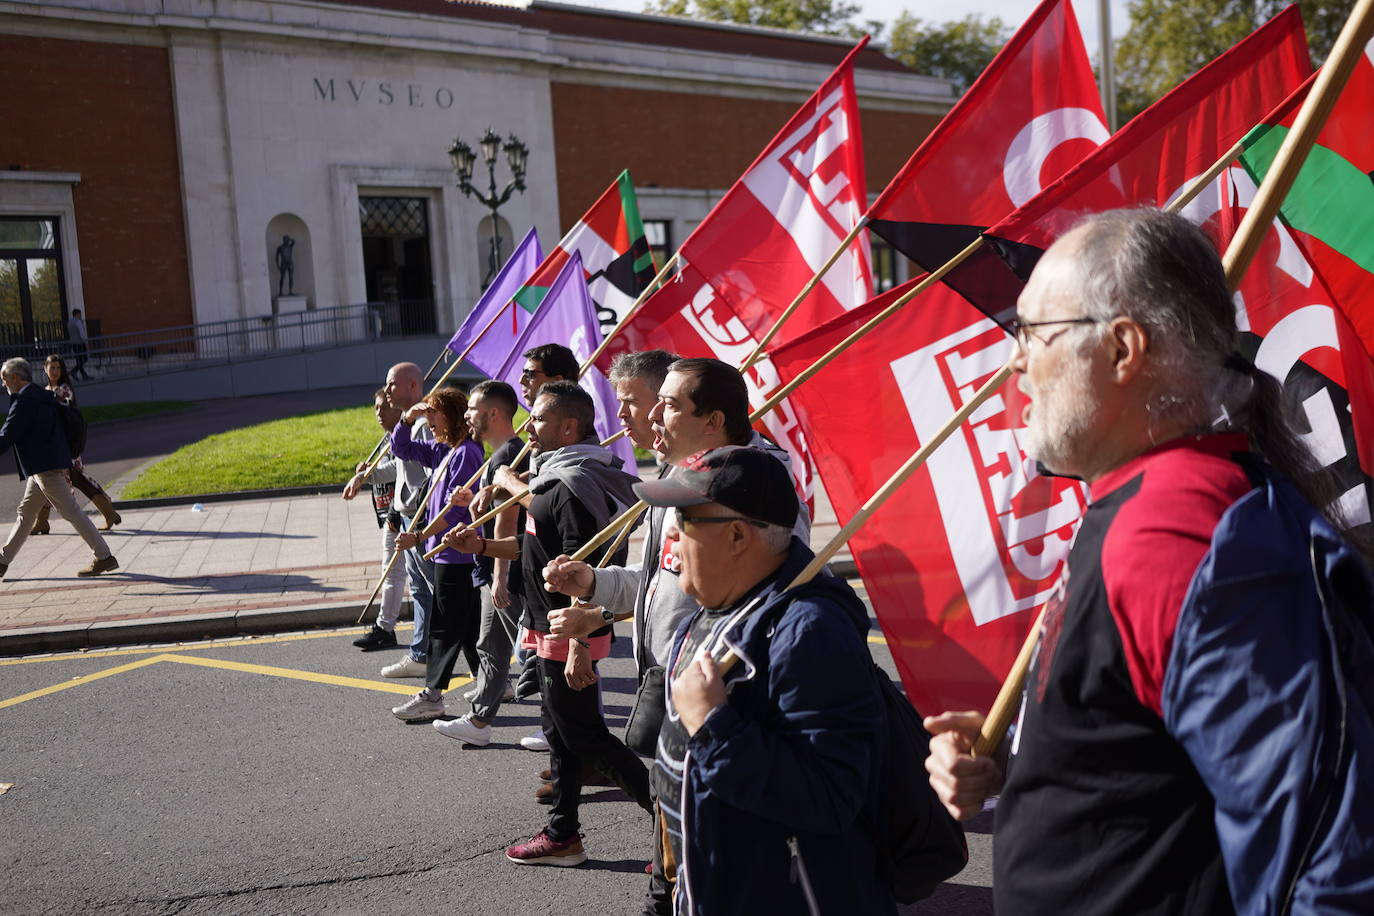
[155,653,457,695]
[0,655,166,709]
[1,646,472,709]
[0,624,417,667]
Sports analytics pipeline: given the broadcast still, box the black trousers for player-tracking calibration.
[425,563,481,691]
[538,654,653,841]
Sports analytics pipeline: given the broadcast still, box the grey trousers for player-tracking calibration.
[3,469,112,566]
[470,584,521,721]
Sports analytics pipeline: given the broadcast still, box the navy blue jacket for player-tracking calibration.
[0,384,71,479]
[1164,469,1374,913]
[666,538,895,916]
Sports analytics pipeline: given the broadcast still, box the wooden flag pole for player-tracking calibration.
[571,500,648,563]
[973,604,1047,755]
[785,363,1015,589]
[355,449,456,624]
[1222,0,1374,288]
[355,297,523,485]
[596,501,644,566]
[416,421,632,562]
[748,236,985,423]
[579,253,680,374]
[740,216,871,371]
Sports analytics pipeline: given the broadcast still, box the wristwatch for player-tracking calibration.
[599,607,615,625]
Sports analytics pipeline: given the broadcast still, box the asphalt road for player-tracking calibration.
[0,385,377,511]
[0,598,994,916]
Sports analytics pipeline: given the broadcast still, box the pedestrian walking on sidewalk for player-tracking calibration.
[29,354,121,535]
[0,357,117,579]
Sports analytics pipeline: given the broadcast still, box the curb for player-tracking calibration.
[0,601,373,657]
[113,485,341,510]
[0,561,861,657]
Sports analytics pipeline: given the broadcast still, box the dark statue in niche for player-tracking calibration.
[275,235,295,296]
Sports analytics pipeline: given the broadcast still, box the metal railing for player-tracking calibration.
[25,300,441,381]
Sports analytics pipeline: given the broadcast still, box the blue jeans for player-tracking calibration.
[399,513,435,662]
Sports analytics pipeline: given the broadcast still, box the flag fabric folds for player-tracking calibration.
[770,281,1088,714]
[512,170,655,337]
[601,40,875,506]
[1239,38,1374,363]
[448,227,544,377]
[1208,164,1374,533]
[500,253,637,467]
[946,5,1312,322]
[867,0,1108,273]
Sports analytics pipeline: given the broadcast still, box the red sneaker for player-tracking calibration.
[505,827,588,867]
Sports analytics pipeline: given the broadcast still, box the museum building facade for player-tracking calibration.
[0,0,952,347]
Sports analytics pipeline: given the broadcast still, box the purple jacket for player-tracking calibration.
[389,422,483,564]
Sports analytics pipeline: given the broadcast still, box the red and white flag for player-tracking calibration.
[602,40,874,508]
[1198,165,1374,528]
[867,0,1108,273]
[947,5,1312,318]
[772,283,1087,713]
[766,8,1313,713]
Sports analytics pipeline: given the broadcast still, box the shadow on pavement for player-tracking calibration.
[123,529,316,540]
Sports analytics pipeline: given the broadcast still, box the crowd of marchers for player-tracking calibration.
[336,208,1374,915]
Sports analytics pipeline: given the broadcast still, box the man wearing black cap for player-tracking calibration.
[638,445,894,916]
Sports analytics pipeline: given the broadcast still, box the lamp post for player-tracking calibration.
[448,128,529,288]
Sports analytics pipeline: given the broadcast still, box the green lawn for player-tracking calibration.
[122,405,379,498]
[84,400,196,424]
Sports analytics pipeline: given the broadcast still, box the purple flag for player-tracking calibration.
[500,253,638,468]
[449,227,542,377]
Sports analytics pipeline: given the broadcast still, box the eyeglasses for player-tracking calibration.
[673,508,767,531]
[519,369,546,381]
[1006,317,1103,351]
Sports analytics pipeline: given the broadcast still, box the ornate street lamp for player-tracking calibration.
[448,128,528,288]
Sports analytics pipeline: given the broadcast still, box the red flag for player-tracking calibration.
[612,38,873,358]
[771,282,1087,713]
[947,5,1312,319]
[1197,165,1374,530]
[868,0,1107,272]
[603,41,874,507]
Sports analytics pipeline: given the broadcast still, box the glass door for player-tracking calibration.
[0,218,68,355]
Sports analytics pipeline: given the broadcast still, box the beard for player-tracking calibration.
[1020,354,1102,476]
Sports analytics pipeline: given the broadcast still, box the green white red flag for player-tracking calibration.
[512,170,655,337]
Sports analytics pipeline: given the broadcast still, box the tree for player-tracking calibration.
[645,0,866,35]
[884,13,1010,96]
[1115,0,1354,122]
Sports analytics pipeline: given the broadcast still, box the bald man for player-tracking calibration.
[377,362,438,679]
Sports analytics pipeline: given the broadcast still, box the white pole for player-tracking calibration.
[1099,0,1117,131]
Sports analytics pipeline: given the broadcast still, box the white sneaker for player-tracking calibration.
[392,689,444,721]
[463,687,478,702]
[520,729,550,752]
[434,714,492,746]
[381,656,426,678]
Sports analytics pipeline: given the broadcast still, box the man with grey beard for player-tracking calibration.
[925,208,1374,915]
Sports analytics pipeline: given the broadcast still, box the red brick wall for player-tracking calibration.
[0,34,192,336]
[549,82,942,227]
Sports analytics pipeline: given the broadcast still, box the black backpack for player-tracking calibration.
[756,586,968,903]
[864,663,969,903]
[57,402,87,458]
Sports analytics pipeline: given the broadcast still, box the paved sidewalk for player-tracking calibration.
[0,493,379,653]
[0,484,853,655]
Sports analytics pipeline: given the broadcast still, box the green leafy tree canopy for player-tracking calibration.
[885,13,1010,96]
[1116,0,1353,121]
[645,0,867,35]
